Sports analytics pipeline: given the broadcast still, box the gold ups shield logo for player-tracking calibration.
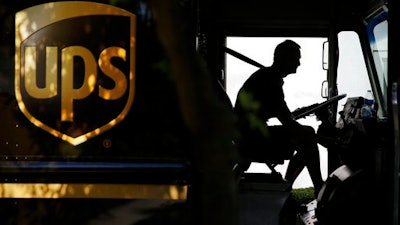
[15,2,136,146]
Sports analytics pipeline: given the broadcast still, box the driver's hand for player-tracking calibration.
[305,103,320,111]
[291,107,306,118]
[316,135,340,149]
[292,103,320,118]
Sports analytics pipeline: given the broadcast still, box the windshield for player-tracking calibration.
[366,11,388,118]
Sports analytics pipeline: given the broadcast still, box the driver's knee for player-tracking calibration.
[302,125,316,134]
[298,126,319,150]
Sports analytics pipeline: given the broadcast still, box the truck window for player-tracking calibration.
[0,1,190,198]
[367,11,388,118]
[336,31,372,117]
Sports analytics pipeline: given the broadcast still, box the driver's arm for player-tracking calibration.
[276,102,320,144]
[278,107,337,148]
[278,110,314,137]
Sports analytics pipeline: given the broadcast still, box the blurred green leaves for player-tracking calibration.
[237,91,269,138]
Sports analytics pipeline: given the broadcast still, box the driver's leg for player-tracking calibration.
[284,152,305,183]
[291,126,324,197]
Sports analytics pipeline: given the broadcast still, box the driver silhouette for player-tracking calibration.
[234,40,326,196]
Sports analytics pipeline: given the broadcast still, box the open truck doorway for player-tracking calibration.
[225,37,328,189]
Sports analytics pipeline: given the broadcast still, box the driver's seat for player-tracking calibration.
[235,127,296,180]
[215,81,292,179]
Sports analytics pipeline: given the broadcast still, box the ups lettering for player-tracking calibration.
[23,46,127,122]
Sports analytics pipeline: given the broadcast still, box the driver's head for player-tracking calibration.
[273,40,301,76]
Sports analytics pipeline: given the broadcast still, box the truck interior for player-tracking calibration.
[197,0,395,224]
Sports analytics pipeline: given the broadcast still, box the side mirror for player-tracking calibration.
[321,80,328,98]
[322,41,329,70]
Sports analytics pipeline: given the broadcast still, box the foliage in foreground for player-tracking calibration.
[291,187,315,205]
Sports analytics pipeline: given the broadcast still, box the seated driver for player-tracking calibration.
[234,40,330,196]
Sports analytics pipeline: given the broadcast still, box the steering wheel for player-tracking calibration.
[293,94,347,120]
